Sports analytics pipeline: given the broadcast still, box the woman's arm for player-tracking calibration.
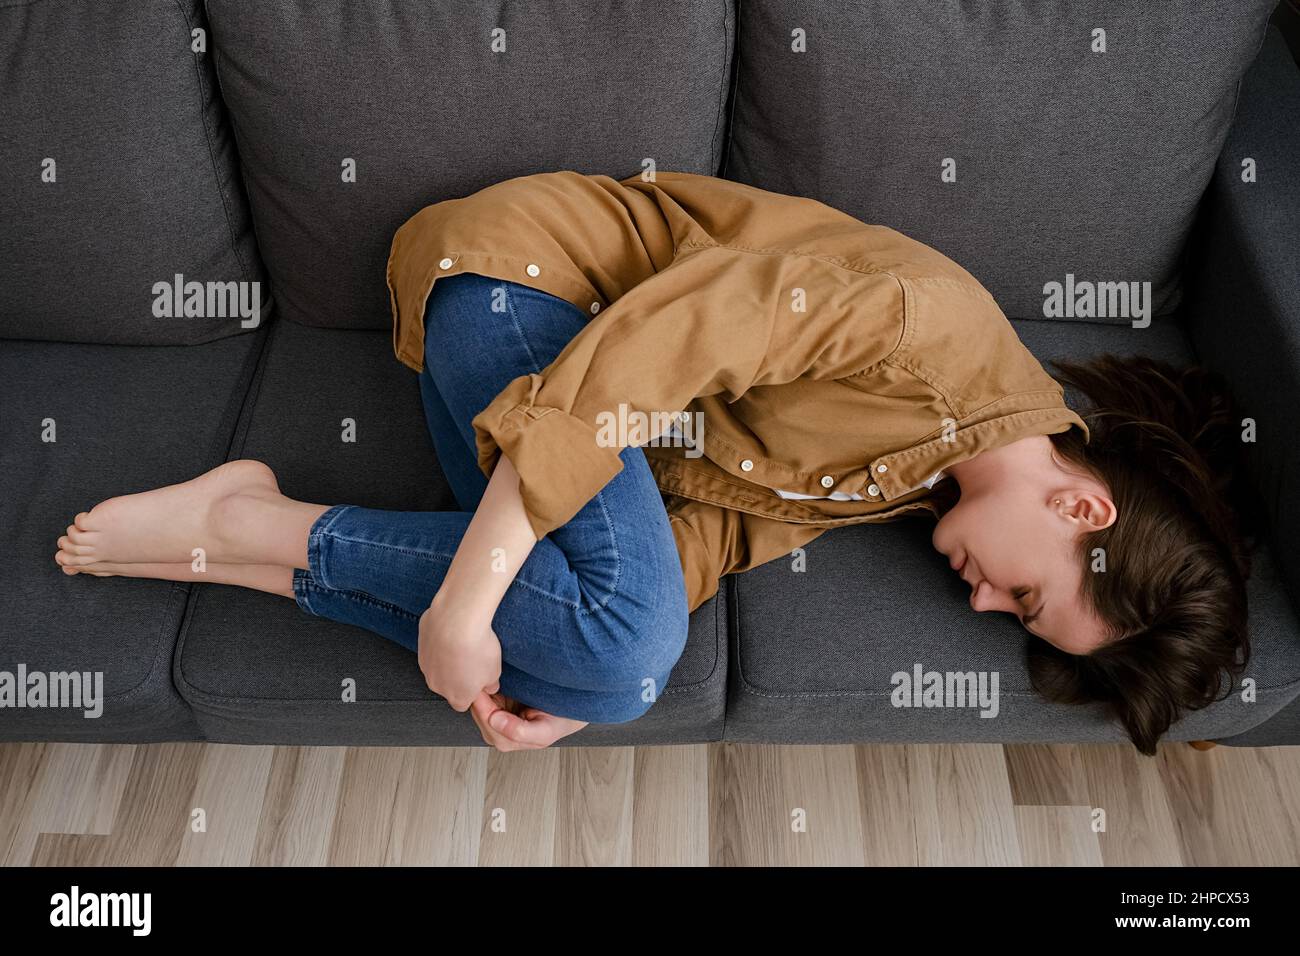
[420,454,590,749]
[417,454,536,712]
[437,453,538,616]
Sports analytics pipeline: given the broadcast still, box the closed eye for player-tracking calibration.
[1015,587,1044,629]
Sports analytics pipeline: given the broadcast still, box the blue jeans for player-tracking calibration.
[291,272,689,723]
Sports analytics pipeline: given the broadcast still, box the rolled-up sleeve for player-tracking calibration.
[471,243,906,540]
[469,374,628,541]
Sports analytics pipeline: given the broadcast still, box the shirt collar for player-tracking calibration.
[868,406,1089,501]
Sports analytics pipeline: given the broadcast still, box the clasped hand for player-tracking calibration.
[418,597,587,751]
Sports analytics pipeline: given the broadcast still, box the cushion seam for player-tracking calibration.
[173,0,253,286]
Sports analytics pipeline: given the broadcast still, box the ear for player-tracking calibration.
[1054,490,1116,532]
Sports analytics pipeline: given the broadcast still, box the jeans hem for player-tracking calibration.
[305,503,353,593]
[291,567,315,615]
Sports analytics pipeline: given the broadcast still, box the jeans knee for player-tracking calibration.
[591,596,689,695]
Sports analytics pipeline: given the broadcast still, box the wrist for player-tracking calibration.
[429,586,497,634]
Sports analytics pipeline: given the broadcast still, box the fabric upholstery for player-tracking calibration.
[723,0,1276,321]
[1183,27,1300,621]
[0,329,268,741]
[0,0,266,345]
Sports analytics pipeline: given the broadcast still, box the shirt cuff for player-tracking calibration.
[470,373,625,540]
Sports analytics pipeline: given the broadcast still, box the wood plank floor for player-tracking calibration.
[2,742,1297,866]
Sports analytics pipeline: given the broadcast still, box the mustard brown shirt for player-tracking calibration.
[386,171,1090,613]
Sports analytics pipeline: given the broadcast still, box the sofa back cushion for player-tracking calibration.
[0,0,267,345]
[724,0,1276,322]
[203,0,734,330]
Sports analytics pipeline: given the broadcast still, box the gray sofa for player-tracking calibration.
[2,0,1297,749]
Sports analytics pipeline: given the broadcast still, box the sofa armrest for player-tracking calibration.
[1183,26,1300,615]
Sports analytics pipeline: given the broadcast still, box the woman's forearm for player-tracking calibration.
[431,453,539,622]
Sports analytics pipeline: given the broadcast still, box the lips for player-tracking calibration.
[955,553,976,590]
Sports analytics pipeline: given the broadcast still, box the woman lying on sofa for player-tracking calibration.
[53,171,1261,754]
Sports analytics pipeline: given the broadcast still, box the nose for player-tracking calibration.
[969,579,1020,615]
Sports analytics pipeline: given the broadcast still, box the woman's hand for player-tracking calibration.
[418,599,502,712]
[468,690,589,751]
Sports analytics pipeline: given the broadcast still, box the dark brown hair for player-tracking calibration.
[1029,353,1264,755]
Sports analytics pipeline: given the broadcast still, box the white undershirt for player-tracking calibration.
[774,470,949,500]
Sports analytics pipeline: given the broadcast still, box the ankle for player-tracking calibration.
[209,490,277,560]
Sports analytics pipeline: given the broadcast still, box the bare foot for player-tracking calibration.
[54,556,295,598]
[56,460,282,567]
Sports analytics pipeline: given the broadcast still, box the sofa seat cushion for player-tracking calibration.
[0,329,268,741]
[723,318,1300,743]
[174,320,726,744]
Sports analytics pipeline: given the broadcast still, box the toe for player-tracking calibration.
[57,549,97,567]
[66,526,98,550]
[59,532,95,555]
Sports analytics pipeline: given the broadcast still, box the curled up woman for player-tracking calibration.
[55,171,1261,754]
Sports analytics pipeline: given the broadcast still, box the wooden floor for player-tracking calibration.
[1,741,1297,865]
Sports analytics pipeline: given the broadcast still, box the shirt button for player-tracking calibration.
[867,483,880,496]
[525,263,541,277]
[820,475,834,488]
[438,257,454,270]
[740,459,754,472]
[590,301,601,314]
[876,465,888,474]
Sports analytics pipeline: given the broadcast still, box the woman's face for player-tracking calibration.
[930,441,1117,655]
